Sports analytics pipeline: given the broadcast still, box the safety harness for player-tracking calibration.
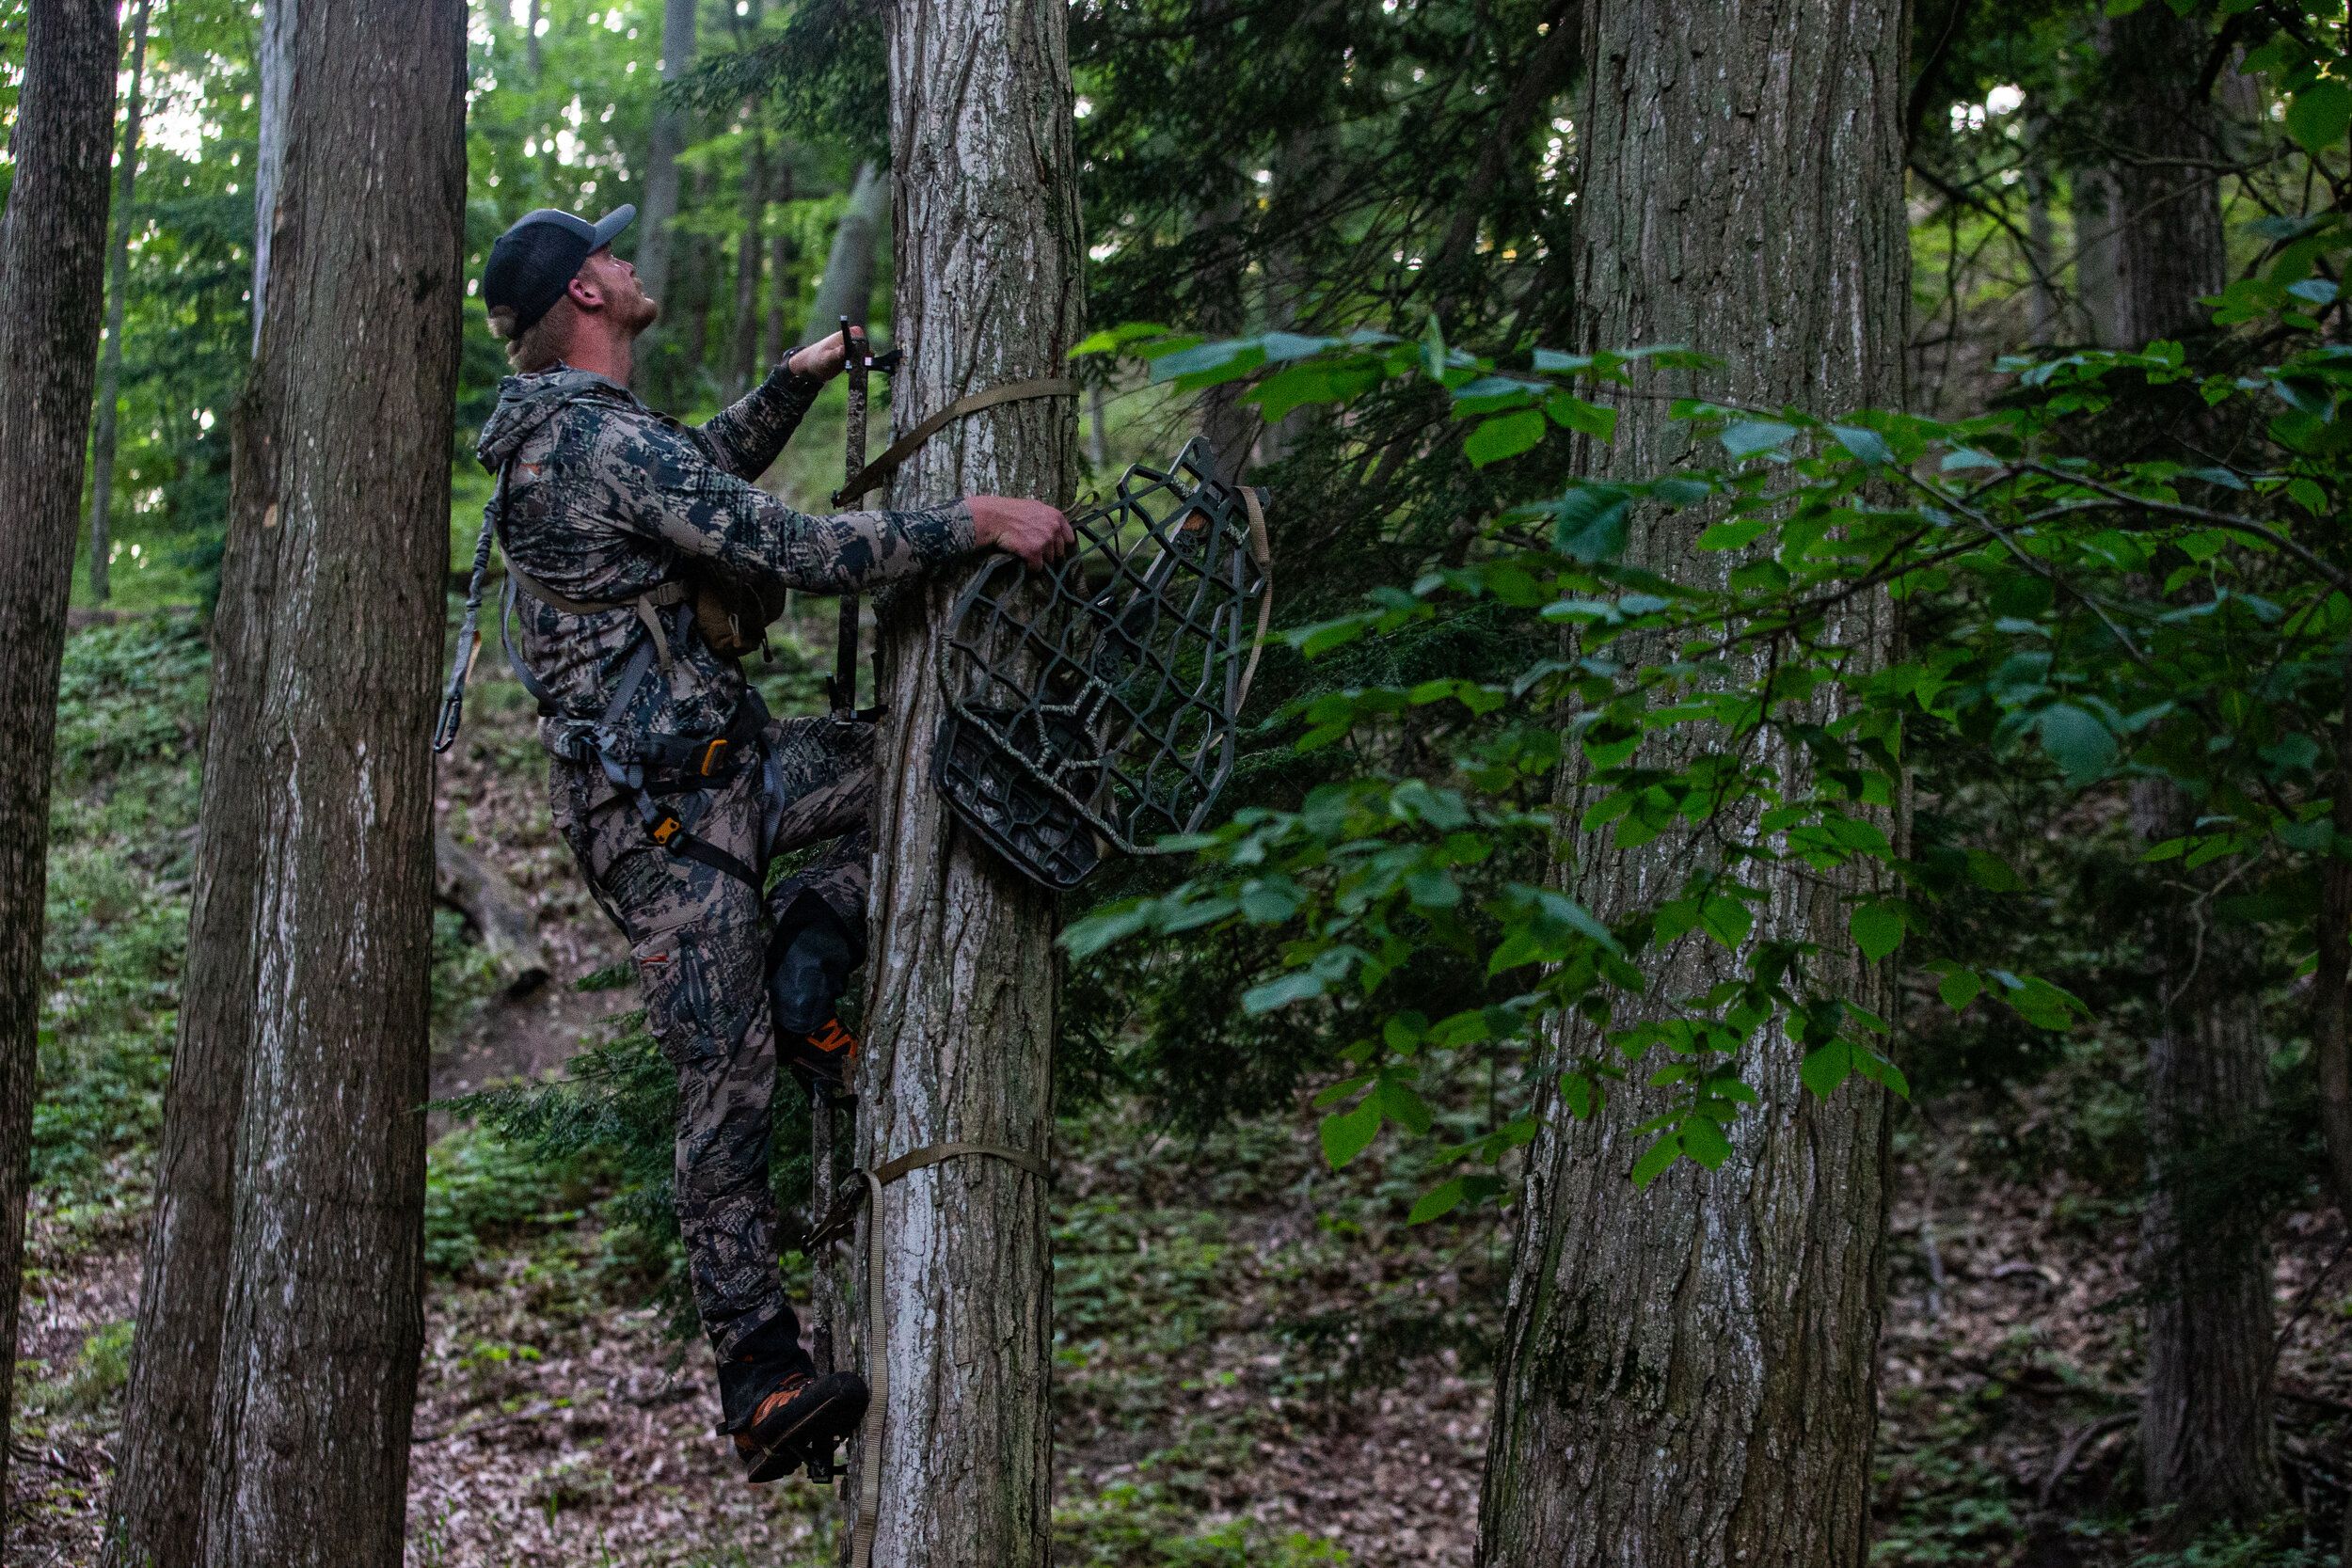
[435,462,767,893]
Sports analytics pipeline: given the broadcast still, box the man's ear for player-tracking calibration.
[565,272,604,313]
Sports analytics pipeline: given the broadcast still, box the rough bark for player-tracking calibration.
[634,0,697,382]
[2101,5,2227,346]
[1477,4,1909,1565]
[850,0,1083,1561]
[105,4,466,1565]
[0,3,119,1559]
[803,160,885,341]
[2132,786,2279,1538]
[86,0,151,606]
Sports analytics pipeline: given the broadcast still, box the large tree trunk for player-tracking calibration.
[1477,4,1909,1565]
[104,5,466,1566]
[803,160,885,342]
[86,0,151,606]
[2134,788,2278,1538]
[0,2,119,1557]
[850,0,1082,1561]
[2102,5,2226,346]
[634,0,697,387]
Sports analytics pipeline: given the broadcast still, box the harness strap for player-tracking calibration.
[506,559,689,674]
[831,376,1079,506]
[821,1140,1049,1568]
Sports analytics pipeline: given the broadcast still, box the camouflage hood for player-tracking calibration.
[475,364,632,471]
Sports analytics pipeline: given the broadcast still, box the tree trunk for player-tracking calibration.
[1478,4,1908,1565]
[726,107,769,400]
[803,160,885,342]
[763,154,797,366]
[850,0,1082,1561]
[2102,4,2226,346]
[104,4,465,1566]
[526,0,543,77]
[0,3,119,1558]
[2132,788,2278,1539]
[634,0,697,386]
[86,0,151,606]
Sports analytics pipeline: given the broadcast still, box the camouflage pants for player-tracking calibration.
[552,711,871,1430]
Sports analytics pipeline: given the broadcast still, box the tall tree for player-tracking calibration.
[103,2,467,1564]
[1477,3,1910,1564]
[635,0,698,386]
[0,0,120,1555]
[762,152,798,368]
[850,0,1082,1560]
[85,0,152,606]
[803,159,884,341]
[2095,4,2277,1534]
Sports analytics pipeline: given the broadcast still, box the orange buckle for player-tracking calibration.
[807,1017,859,1056]
[651,816,681,845]
[699,737,730,777]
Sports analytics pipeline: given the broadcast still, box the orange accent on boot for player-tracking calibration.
[732,1372,813,1450]
[805,1017,859,1057]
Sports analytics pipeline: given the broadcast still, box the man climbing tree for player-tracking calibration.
[455,202,1068,1479]
[1477,2,1909,1564]
[0,0,119,1556]
[847,0,1084,1559]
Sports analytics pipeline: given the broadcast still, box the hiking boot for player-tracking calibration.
[782,1013,860,1092]
[734,1369,868,1484]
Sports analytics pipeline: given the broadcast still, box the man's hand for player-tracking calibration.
[787,325,866,382]
[968,497,1075,568]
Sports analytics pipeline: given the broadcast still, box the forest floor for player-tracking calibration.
[10,615,2352,1567]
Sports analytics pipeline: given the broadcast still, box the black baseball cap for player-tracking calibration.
[483,205,636,334]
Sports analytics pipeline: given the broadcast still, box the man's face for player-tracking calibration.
[575,247,659,334]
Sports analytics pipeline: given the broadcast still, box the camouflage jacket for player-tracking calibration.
[473,362,975,762]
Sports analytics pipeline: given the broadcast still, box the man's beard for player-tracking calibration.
[626,289,660,334]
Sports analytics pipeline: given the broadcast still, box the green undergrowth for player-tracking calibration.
[37,616,207,1233]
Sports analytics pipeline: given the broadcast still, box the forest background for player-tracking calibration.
[6,0,2352,1563]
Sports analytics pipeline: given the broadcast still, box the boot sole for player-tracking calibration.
[741,1383,869,1485]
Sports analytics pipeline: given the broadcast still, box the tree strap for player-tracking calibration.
[1234,484,1274,714]
[828,1138,1050,1568]
[830,377,1079,507]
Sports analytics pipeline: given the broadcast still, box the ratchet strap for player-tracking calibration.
[803,1139,1050,1568]
[831,377,1080,506]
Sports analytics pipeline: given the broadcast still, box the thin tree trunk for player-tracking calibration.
[1478,4,1909,1564]
[680,158,718,395]
[634,0,697,386]
[106,4,466,1565]
[2132,785,2279,1539]
[2025,111,2058,345]
[764,155,797,366]
[526,0,543,77]
[803,160,885,341]
[726,90,769,399]
[87,0,151,606]
[1196,182,1256,483]
[0,3,119,1558]
[851,0,1082,1560]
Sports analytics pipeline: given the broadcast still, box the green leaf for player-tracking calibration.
[1560,1070,1597,1119]
[1849,901,1906,961]
[1721,420,1800,458]
[1406,1173,1503,1225]
[1549,485,1632,562]
[1466,408,1548,467]
[1938,968,1983,1011]
[1681,1117,1733,1169]
[1831,424,1893,466]
[1546,393,1617,442]
[1629,1135,1681,1189]
[2288,80,2352,154]
[1320,1096,1383,1169]
[1800,1042,1853,1099]
[2036,703,2118,785]
[1061,900,1155,959]
[1243,972,1326,1014]
[1377,1076,1436,1135]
